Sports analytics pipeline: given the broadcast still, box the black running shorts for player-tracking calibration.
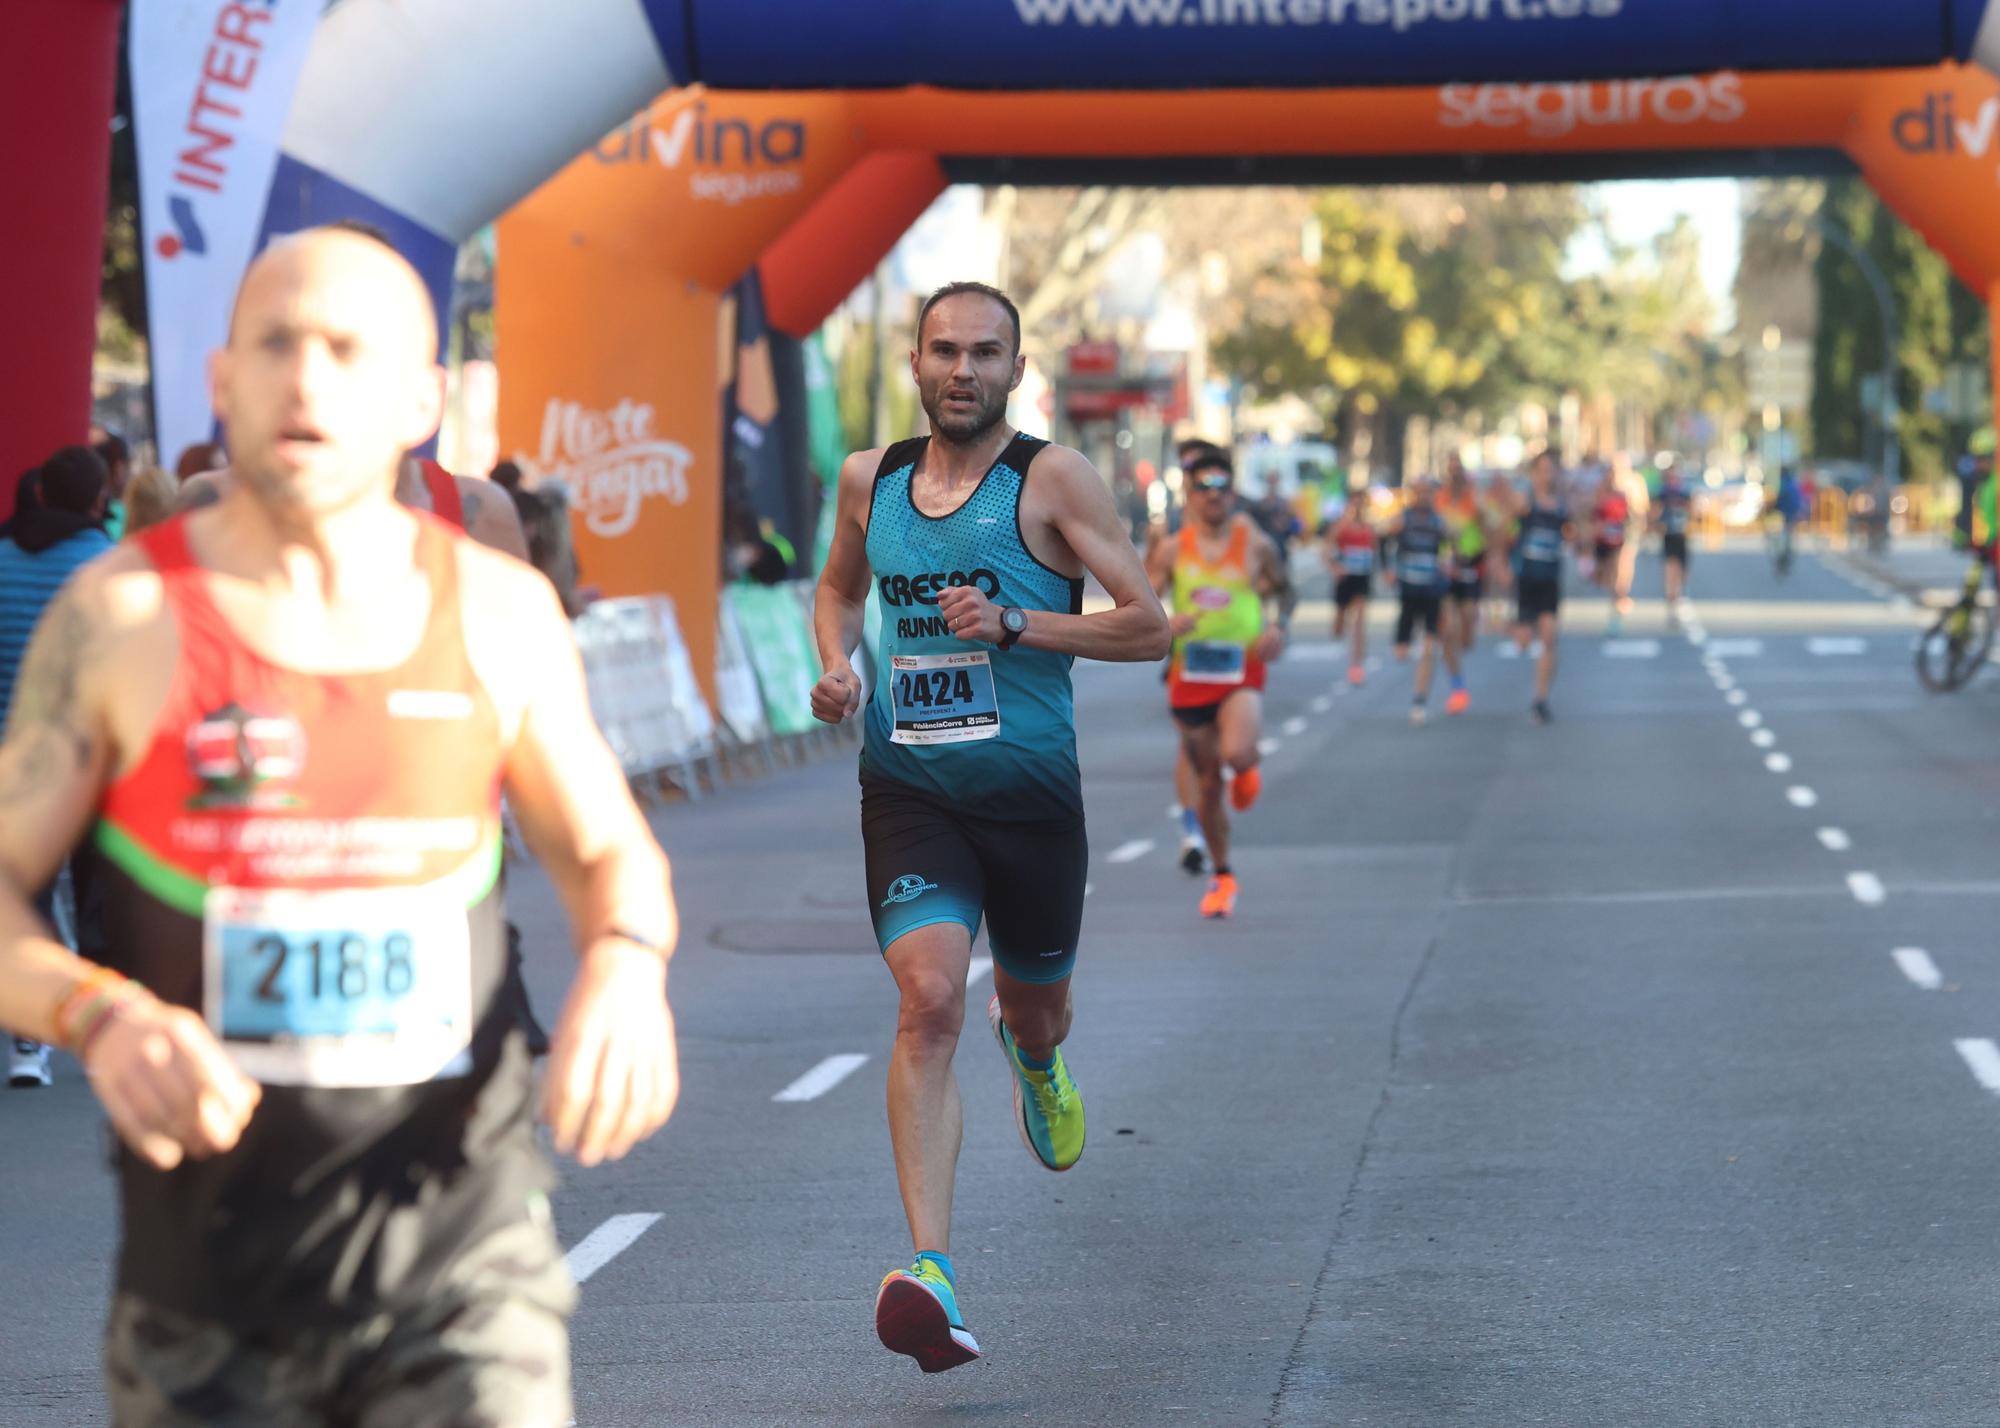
[1516,576,1561,624]
[861,775,1086,985]
[1395,590,1442,644]
[1334,574,1372,609]
[1663,533,1690,565]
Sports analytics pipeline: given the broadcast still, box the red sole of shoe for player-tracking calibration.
[876,1279,981,1374]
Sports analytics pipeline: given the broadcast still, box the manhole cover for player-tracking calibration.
[708,919,875,954]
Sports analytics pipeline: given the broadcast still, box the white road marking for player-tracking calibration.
[1603,639,1661,659]
[1764,753,1793,773]
[1713,675,1736,691]
[1846,871,1886,906]
[1816,827,1851,852]
[1707,638,1764,658]
[1751,729,1777,748]
[1725,689,1748,706]
[1310,696,1333,714]
[1107,839,1155,864]
[1686,628,1708,645]
[774,1054,871,1103]
[1496,643,1521,660]
[1258,737,1281,757]
[1786,786,1819,808]
[564,1213,663,1284]
[1955,1038,2000,1093]
[1808,637,1869,656]
[1282,716,1309,737]
[968,957,994,987]
[1738,710,1762,728]
[1893,948,1942,990]
[1164,803,1181,820]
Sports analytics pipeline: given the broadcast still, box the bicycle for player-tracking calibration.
[1915,560,1995,692]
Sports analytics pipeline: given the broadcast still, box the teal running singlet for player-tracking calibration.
[861,434,1084,822]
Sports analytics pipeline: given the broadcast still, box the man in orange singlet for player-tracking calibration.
[0,225,679,1426]
[1146,451,1286,920]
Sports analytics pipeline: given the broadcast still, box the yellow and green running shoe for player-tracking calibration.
[987,995,1084,1172]
[875,1258,981,1373]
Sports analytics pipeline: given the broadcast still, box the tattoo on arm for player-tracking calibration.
[0,594,97,806]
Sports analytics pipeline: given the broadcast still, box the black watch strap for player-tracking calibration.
[997,609,1026,651]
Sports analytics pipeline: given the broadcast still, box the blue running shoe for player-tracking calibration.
[988,996,1085,1172]
[876,1259,981,1373]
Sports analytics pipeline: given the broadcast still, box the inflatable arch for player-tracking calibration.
[16,2,2000,691]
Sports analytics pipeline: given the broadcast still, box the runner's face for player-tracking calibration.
[913,295,1023,442]
[212,232,444,518]
[1191,470,1234,524]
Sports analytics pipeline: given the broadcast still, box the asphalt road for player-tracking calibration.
[8,538,2000,1426]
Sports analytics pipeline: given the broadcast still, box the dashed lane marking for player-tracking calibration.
[1751,729,1777,748]
[774,1054,870,1104]
[1846,871,1886,906]
[1282,716,1309,737]
[1807,637,1870,656]
[1107,839,1155,864]
[1893,948,1941,990]
[1816,828,1851,852]
[1787,786,1819,808]
[1602,639,1661,658]
[1955,1038,2000,1093]
[968,957,993,987]
[1738,710,1762,728]
[1764,753,1793,773]
[1726,689,1748,706]
[564,1214,664,1284]
[1258,737,1281,757]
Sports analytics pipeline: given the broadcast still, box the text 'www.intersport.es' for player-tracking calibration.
[1011,0,1622,31]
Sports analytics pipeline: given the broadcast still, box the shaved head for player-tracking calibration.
[230,226,438,360]
[211,225,445,519]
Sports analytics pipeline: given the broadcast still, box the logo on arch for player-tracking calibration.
[594,98,809,206]
[881,875,940,907]
[1892,93,2000,161]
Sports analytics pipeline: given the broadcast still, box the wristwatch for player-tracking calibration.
[997,606,1028,650]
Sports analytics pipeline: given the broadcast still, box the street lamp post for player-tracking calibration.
[1810,218,1901,486]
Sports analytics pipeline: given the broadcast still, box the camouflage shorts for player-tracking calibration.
[103,1215,577,1428]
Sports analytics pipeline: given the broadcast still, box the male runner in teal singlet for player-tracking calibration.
[811,281,1169,1373]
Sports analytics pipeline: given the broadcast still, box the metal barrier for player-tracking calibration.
[575,582,859,801]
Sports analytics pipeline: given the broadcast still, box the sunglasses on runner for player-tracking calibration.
[1193,475,1234,493]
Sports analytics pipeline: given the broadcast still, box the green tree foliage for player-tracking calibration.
[1212,185,1726,462]
[1810,178,1981,484]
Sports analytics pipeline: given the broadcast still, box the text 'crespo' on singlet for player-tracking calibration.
[92,512,547,1327]
[861,433,1084,823]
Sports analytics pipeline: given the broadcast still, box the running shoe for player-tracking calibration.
[1179,837,1208,876]
[1445,688,1471,716]
[876,1259,981,1373]
[1347,664,1366,687]
[1199,873,1238,920]
[1409,704,1427,727]
[1532,700,1552,725]
[1606,611,1623,637]
[8,1038,50,1089]
[1229,765,1262,812]
[988,996,1084,1172]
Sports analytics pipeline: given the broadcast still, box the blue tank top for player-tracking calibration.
[861,434,1085,823]
[1397,505,1445,592]
[1518,498,1569,580]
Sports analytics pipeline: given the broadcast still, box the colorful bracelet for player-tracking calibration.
[52,966,129,1050]
[72,991,135,1064]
